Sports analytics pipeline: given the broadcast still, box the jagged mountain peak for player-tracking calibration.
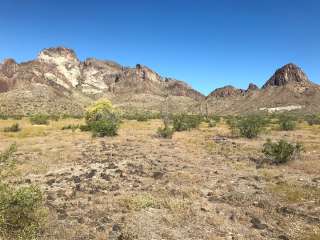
[208,85,245,98]
[262,63,311,88]
[38,46,79,63]
[247,83,259,91]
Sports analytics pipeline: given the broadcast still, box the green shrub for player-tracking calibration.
[0,184,44,240]
[11,115,23,120]
[278,115,296,131]
[84,99,120,137]
[305,114,320,126]
[79,124,91,132]
[262,139,304,164]
[232,115,267,138]
[205,115,220,128]
[3,123,21,132]
[30,115,49,125]
[0,114,8,120]
[136,112,149,122]
[49,115,60,121]
[0,143,17,163]
[61,124,80,132]
[157,126,175,139]
[122,111,161,121]
[173,114,201,131]
[0,144,45,240]
[89,119,119,137]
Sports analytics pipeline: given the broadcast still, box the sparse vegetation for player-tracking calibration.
[0,144,45,240]
[270,182,320,204]
[305,114,320,126]
[61,124,80,132]
[262,139,304,164]
[157,125,175,139]
[206,115,220,127]
[0,184,44,240]
[30,114,49,125]
[3,123,21,132]
[173,114,202,131]
[228,115,267,138]
[278,115,297,131]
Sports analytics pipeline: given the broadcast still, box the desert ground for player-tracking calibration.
[0,118,319,240]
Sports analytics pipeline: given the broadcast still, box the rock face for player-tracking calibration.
[262,63,311,88]
[0,47,204,115]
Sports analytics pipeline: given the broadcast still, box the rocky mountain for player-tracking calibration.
[0,47,319,116]
[0,47,204,115]
[206,63,320,114]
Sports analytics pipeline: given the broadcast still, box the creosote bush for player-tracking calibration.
[206,115,221,128]
[61,124,80,132]
[30,114,49,125]
[173,114,202,131]
[3,123,21,133]
[262,139,304,164]
[0,184,44,240]
[84,99,120,137]
[305,114,320,126]
[0,144,45,240]
[278,115,296,131]
[228,115,268,138]
[157,124,175,139]
[122,111,161,121]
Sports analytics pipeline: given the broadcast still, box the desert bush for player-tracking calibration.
[3,123,21,132]
[0,144,45,240]
[157,126,175,139]
[230,115,267,138]
[278,115,296,131]
[61,124,80,132]
[305,114,320,126]
[49,115,60,121]
[173,114,201,131]
[84,99,120,137]
[30,114,49,125]
[79,124,91,132]
[122,111,160,121]
[206,115,220,127]
[0,184,44,240]
[262,139,304,164]
[136,112,149,122]
[0,143,17,170]
[89,119,119,137]
[11,115,23,120]
[0,114,8,120]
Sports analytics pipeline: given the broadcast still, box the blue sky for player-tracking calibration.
[0,0,319,95]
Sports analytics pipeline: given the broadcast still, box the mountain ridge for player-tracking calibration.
[0,46,319,115]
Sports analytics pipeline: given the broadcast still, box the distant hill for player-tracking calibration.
[206,63,320,114]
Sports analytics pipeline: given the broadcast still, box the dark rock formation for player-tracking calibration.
[262,63,311,88]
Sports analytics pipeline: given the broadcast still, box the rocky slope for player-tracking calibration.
[206,63,320,114]
[0,47,204,115]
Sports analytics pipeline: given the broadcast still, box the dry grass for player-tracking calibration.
[269,182,320,204]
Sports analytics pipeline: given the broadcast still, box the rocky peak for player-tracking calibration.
[37,47,81,88]
[247,83,259,91]
[38,47,79,64]
[0,58,18,78]
[208,85,244,98]
[262,63,310,88]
